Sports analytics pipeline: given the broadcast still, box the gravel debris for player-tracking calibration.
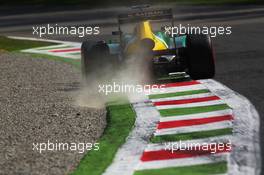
[0,53,106,175]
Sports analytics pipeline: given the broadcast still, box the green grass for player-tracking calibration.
[134,161,227,175]
[151,128,233,143]
[159,104,231,117]
[71,102,136,175]
[0,36,81,68]
[148,89,210,99]
[0,36,57,52]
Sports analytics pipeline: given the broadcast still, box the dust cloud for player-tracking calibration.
[75,52,153,108]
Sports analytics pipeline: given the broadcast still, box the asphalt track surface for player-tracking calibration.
[1,4,264,174]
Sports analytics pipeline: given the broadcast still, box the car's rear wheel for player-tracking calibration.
[186,34,215,80]
[81,41,112,80]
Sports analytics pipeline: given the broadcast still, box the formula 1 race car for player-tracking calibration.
[81,6,215,83]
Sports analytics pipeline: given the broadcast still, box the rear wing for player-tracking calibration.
[118,9,173,24]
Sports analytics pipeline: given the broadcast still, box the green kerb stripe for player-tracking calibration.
[159,104,230,117]
[134,161,227,175]
[148,89,210,99]
[70,52,81,55]
[151,128,233,143]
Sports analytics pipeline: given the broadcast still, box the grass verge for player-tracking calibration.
[71,102,136,175]
[0,36,81,68]
[0,36,57,52]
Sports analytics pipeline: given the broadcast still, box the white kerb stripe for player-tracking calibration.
[150,92,214,102]
[154,121,233,136]
[155,100,225,110]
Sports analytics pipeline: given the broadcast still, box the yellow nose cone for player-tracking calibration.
[137,21,167,51]
[126,21,168,54]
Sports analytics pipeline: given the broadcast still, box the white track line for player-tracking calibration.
[155,121,232,136]
[155,100,225,110]
[32,44,70,50]
[7,36,79,44]
[10,36,82,59]
[150,92,214,102]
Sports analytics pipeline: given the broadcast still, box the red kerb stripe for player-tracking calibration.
[157,115,234,129]
[141,143,231,161]
[154,96,220,106]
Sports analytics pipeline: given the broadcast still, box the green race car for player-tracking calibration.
[81,6,215,83]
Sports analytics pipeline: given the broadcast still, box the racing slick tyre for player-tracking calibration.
[186,34,215,80]
[81,41,112,80]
